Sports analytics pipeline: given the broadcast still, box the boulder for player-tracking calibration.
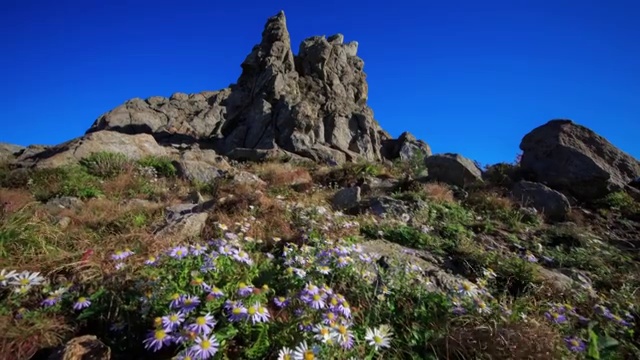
[45,197,85,213]
[423,153,483,188]
[332,186,361,210]
[175,148,230,184]
[156,203,209,240]
[0,143,25,164]
[511,181,571,221]
[381,131,432,161]
[519,119,640,201]
[16,131,168,169]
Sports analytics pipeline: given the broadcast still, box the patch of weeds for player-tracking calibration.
[0,204,62,264]
[596,191,640,219]
[79,151,131,179]
[361,224,456,255]
[137,156,177,178]
[28,166,103,201]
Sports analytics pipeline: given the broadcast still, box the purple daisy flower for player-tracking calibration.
[41,295,60,308]
[143,329,173,352]
[333,324,355,349]
[144,256,158,266]
[187,313,216,335]
[274,296,290,308]
[169,246,189,259]
[232,250,253,265]
[162,312,185,331]
[237,283,254,297]
[73,296,91,311]
[208,286,224,299]
[247,302,270,324]
[190,243,208,256]
[452,305,467,315]
[545,311,567,324]
[111,248,134,261]
[227,302,247,322]
[307,293,327,310]
[169,293,184,309]
[564,336,586,352]
[179,295,201,313]
[190,334,219,359]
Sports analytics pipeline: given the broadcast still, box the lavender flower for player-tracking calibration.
[162,312,185,331]
[187,313,216,335]
[545,311,567,324]
[180,295,201,313]
[169,246,189,259]
[143,329,173,352]
[274,296,289,308]
[190,334,219,359]
[564,336,586,352]
[247,302,270,324]
[227,302,247,322]
[237,282,254,297]
[73,296,91,310]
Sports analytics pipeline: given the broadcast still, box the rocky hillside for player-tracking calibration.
[1,10,640,360]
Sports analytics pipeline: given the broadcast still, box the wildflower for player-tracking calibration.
[144,256,158,265]
[482,268,497,279]
[169,293,184,309]
[208,286,224,299]
[191,243,208,256]
[9,271,45,288]
[274,296,289,308]
[564,336,586,352]
[545,311,567,324]
[308,293,327,310]
[232,250,253,265]
[169,246,189,259]
[189,333,219,359]
[227,302,247,322]
[474,298,491,314]
[180,295,201,313]
[175,350,196,360]
[605,312,632,327]
[115,262,126,271]
[162,312,186,331]
[41,295,60,307]
[237,282,254,297]
[338,300,352,318]
[365,325,393,351]
[111,248,134,261]
[277,347,293,360]
[247,302,270,324]
[317,265,331,275]
[336,256,352,267]
[322,311,339,325]
[313,323,336,344]
[143,329,173,352]
[73,297,91,311]
[333,324,355,349]
[452,305,466,315]
[0,269,18,286]
[187,313,216,335]
[292,341,319,360]
[458,281,478,297]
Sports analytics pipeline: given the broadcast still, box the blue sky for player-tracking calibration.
[1,0,638,166]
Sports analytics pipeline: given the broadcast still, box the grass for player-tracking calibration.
[1,156,639,359]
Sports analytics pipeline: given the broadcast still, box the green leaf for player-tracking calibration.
[587,329,600,359]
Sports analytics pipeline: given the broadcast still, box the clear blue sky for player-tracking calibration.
[1,0,638,166]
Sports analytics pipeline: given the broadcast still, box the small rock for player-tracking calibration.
[511,180,571,221]
[45,197,84,213]
[332,187,361,210]
[537,267,574,292]
[57,216,72,230]
[47,335,110,360]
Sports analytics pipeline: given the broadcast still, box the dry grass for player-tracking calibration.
[0,314,72,360]
[433,318,567,360]
[422,182,456,203]
[467,190,516,213]
[0,188,34,214]
[253,162,313,187]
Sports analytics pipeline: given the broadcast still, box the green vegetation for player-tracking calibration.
[1,156,639,359]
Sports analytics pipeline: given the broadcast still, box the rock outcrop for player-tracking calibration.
[81,11,417,165]
[423,153,483,188]
[0,143,24,163]
[511,180,571,221]
[519,119,640,201]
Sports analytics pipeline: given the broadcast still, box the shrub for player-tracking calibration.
[79,151,130,179]
[136,156,177,177]
[28,166,103,201]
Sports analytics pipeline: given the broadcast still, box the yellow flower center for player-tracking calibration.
[320,328,329,336]
[330,298,338,306]
[154,317,162,327]
[19,278,29,285]
[313,294,321,301]
[170,314,178,322]
[171,293,180,300]
[196,317,206,325]
[78,297,86,303]
[304,351,314,360]
[200,339,211,349]
[177,250,183,256]
[338,325,347,335]
[374,335,383,344]
[154,330,166,340]
[232,308,242,315]
[283,355,291,360]
[238,282,246,288]
[248,307,256,315]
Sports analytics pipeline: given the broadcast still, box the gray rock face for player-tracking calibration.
[0,143,25,163]
[16,131,168,169]
[511,181,571,221]
[381,131,432,161]
[423,153,483,188]
[82,11,416,164]
[519,119,640,201]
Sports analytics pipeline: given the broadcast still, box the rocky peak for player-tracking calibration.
[81,11,423,164]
